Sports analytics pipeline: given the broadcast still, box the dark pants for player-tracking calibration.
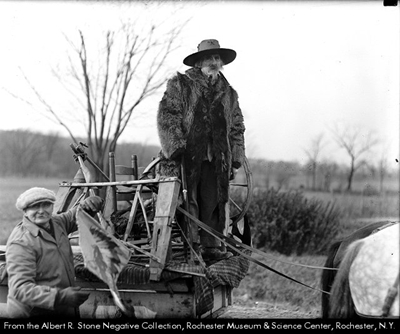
[187,160,222,248]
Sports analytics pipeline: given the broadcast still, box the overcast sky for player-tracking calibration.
[0,1,398,167]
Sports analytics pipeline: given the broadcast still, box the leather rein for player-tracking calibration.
[177,207,334,295]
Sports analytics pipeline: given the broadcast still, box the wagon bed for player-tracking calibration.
[0,244,249,318]
[0,144,253,318]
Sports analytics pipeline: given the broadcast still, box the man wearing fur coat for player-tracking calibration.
[157,39,246,262]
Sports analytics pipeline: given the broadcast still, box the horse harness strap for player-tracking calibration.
[373,221,399,317]
[177,207,331,295]
[381,271,399,317]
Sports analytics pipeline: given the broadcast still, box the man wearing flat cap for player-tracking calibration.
[157,39,246,262]
[6,187,103,318]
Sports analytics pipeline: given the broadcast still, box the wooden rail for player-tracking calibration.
[58,176,178,188]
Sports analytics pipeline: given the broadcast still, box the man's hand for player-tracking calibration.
[80,196,103,213]
[56,286,90,307]
[230,168,239,181]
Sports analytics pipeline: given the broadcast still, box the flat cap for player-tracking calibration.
[16,187,56,211]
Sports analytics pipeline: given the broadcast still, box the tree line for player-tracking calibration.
[1,129,397,196]
[0,130,160,179]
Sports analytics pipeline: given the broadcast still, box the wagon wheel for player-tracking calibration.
[140,156,253,226]
[229,156,253,225]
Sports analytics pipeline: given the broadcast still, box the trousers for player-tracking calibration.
[187,160,222,248]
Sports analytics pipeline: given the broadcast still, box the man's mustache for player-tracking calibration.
[207,63,220,70]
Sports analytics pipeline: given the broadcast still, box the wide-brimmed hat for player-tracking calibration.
[16,187,56,211]
[183,39,236,67]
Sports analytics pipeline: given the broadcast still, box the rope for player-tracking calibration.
[178,207,338,271]
[177,207,332,295]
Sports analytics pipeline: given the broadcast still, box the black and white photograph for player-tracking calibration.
[0,0,398,326]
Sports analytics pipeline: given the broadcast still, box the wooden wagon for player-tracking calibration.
[0,143,253,319]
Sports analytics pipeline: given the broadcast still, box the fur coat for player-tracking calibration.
[157,68,246,223]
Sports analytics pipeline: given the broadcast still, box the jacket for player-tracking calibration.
[6,207,78,318]
[157,68,246,222]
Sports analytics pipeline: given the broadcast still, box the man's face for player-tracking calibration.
[201,54,223,77]
[24,202,53,226]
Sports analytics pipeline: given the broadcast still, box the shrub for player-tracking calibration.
[231,188,341,255]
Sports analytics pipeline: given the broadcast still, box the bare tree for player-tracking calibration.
[319,160,339,192]
[304,133,325,190]
[275,161,298,190]
[330,123,379,192]
[12,13,187,179]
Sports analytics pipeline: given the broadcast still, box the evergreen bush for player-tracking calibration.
[231,188,341,255]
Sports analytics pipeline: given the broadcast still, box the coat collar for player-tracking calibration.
[22,216,57,243]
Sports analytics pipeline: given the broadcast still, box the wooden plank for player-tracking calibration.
[59,178,160,188]
[131,155,138,180]
[123,184,144,241]
[103,186,116,221]
[149,179,181,281]
[115,165,135,177]
[103,152,117,221]
[75,278,190,293]
[78,289,195,318]
[0,277,191,293]
[200,285,232,318]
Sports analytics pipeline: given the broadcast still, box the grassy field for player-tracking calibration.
[302,190,399,238]
[232,252,326,316]
[1,176,398,316]
[303,190,399,219]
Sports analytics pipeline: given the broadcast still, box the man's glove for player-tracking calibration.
[80,196,103,214]
[55,286,90,307]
